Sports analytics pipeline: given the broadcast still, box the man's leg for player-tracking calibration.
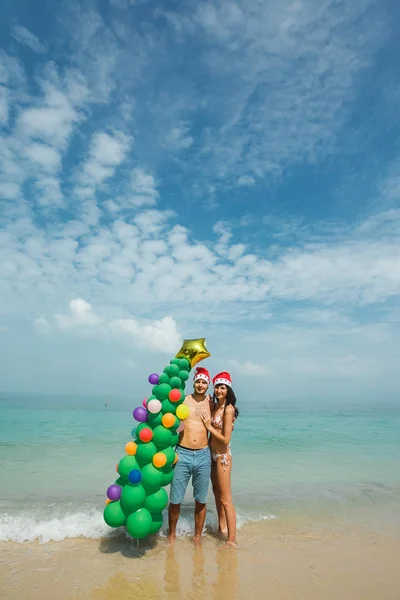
[193,447,211,539]
[168,502,181,539]
[168,447,191,539]
[194,500,207,539]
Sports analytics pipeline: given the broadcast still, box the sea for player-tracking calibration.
[0,393,399,544]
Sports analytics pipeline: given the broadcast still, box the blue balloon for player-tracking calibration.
[128,469,142,485]
[131,427,136,439]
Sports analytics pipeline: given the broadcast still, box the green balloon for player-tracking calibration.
[149,512,163,535]
[115,477,127,487]
[170,432,179,446]
[148,412,163,427]
[104,501,127,528]
[170,416,180,432]
[118,456,140,480]
[169,376,182,389]
[146,395,157,403]
[152,425,172,449]
[158,373,170,384]
[161,399,176,414]
[164,364,179,377]
[126,508,152,539]
[143,487,168,513]
[120,483,146,512]
[153,383,172,401]
[179,370,189,382]
[170,358,181,366]
[141,463,163,492]
[179,358,190,371]
[163,446,176,467]
[136,441,157,466]
[161,466,174,486]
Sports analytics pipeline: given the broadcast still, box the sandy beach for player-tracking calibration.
[1,517,399,600]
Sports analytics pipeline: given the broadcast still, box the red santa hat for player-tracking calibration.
[212,371,232,387]
[193,367,210,385]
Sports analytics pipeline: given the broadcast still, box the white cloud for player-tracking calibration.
[229,358,274,376]
[0,182,20,199]
[237,175,255,187]
[110,315,181,353]
[165,122,194,150]
[76,131,132,192]
[0,85,8,124]
[54,299,103,331]
[12,26,48,54]
[128,168,159,207]
[24,143,61,171]
[159,0,382,184]
[33,317,51,334]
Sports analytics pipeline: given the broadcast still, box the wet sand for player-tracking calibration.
[1,518,399,600]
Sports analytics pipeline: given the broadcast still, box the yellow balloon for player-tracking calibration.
[176,404,190,420]
[175,338,211,368]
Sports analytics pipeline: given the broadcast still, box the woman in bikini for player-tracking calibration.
[200,371,239,546]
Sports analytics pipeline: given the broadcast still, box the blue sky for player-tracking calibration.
[0,0,399,399]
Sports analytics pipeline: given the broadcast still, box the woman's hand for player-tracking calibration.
[199,409,211,430]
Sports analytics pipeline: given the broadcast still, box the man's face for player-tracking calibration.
[193,378,208,394]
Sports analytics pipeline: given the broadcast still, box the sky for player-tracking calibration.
[0,0,399,401]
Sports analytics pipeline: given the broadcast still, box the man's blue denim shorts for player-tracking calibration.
[169,445,211,505]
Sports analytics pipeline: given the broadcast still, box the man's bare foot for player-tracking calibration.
[167,533,176,544]
[218,528,228,536]
[225,540,237,548]
[193,534,202,545]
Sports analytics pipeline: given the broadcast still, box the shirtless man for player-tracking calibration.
[168,366,211,541]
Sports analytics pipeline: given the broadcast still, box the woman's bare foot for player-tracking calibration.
[225,540,237,548]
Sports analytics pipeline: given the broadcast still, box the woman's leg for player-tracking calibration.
[211,460,227,534]
[215,457,236,544]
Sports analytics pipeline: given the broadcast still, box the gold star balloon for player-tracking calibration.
[175,338,211,368]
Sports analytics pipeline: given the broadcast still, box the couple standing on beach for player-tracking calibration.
[168,367,239,546]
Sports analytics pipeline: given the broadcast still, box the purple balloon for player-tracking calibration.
[133,406,148,423]
[148,373,159,385]
[107,484,122,501]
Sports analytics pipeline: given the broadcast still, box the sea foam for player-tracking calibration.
[0,507,276,544]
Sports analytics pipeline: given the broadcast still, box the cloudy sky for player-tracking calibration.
[1,0,399,400]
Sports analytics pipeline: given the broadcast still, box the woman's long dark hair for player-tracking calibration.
[213,385,239,419]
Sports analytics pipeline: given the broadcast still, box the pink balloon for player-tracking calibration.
[142,398,148,407]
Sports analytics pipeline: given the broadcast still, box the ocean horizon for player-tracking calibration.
[1,392,399,544]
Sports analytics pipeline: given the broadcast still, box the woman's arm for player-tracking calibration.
[200,405,235,445]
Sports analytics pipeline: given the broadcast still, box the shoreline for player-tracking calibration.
[1,517,399,600]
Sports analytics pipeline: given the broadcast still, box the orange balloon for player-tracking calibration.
[162,413,175,428]
[105,498,112,505]
[173,452,179,465]
[153,452,167,468]
[125,441,137,456]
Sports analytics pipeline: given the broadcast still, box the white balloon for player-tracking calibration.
[147,399,162,414]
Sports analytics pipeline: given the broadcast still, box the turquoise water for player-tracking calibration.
[0,393,399,542]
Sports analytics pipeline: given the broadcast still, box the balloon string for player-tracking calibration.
[132,538,139,551]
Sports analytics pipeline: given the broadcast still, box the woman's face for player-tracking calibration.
[214,384,228,401]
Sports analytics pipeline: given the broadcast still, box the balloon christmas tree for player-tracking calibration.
[103,338,210,539]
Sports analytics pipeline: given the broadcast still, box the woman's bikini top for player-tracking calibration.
[210,403,235,430]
